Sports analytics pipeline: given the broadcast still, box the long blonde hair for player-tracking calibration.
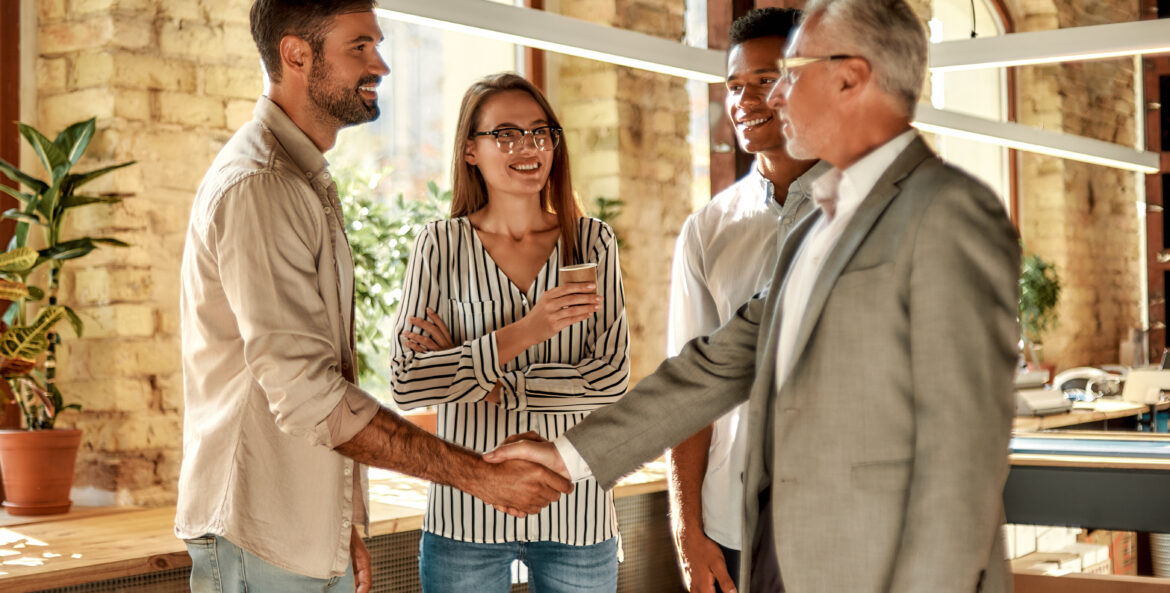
[450,72,584,265]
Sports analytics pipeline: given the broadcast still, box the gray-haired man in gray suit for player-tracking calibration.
[487,1,1019,591]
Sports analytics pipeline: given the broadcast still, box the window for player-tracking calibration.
[928,0,1011,211]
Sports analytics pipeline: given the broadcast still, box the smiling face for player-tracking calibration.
[307,10,388,128]
[725,35,788,155]
[464,90,556,202]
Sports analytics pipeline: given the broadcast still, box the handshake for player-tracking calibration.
[471,432,573,517]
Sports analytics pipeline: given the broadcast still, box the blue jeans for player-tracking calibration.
[185,534,355,593]
[419,532,618,593]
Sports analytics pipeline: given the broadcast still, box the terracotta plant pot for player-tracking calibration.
[0,429,82,516]
[403,409,438,435]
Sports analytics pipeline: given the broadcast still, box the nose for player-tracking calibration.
[371,49,390,76]
[514,133,540,154]
[738,85,765,108]
[766,79,788,111]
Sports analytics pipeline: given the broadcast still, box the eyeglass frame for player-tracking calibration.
[776,54,859,84]
[470,125,563,154]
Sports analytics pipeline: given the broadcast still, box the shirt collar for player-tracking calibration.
[254,96,331,183]
[752,157,832,208]
[826,129,917,218]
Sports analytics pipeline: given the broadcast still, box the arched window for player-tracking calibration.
[927,0,1013,214]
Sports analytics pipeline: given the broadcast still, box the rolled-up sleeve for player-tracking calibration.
[210,172,378,446]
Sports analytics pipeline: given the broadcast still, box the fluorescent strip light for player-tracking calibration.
[914,104,1160,174]
[375,0,725,83]
[930,20,1170,72]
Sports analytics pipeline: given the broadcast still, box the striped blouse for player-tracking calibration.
[390,216,631,545]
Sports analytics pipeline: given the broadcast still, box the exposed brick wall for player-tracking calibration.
[35,0,259,506]
[552,0,693,384]
[1010,0,1143,369]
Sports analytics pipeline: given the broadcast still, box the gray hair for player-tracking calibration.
[802,0,927,115]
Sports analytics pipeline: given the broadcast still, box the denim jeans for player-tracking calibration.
[185,534,355,593]
[419,532,618,593]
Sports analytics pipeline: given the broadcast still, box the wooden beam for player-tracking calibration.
[0,0,19,245]
[523,0,546,91]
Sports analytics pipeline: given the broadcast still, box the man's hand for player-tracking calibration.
[483,436,570,515]
[484,437,568,478]
[350,525,371,593]
[674,522,736,593]
[467,457,573,518]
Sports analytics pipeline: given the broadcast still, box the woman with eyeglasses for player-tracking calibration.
[388,72,630,593]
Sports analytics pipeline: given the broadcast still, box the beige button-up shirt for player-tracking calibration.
[176,97,381,579]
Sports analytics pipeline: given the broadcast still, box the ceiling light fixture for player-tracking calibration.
[375,0,725,83]
[914,105,1160,174]
[930,19,1170,72]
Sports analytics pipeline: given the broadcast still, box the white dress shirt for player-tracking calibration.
[555,129,917,483]
[666,160,825,550]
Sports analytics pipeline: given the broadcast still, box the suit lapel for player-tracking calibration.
[778,137,934,386]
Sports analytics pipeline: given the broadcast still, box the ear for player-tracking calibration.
[463,138,478,166]
[837,57,870,99]
[279,35,313,82]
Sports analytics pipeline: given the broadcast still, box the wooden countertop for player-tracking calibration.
[1012,398,1150,431]
[0,460,667,593]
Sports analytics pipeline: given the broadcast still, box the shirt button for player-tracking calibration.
[324,206,332,214]
[344,467,352,476]
[342,519,350,529]
[322,171,332,181]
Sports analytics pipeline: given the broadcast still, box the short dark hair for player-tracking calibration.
[250,0,376,83]
[728,7,801,47]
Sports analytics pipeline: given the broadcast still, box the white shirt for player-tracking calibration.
[666,160,825,549]
[774,129,917,385]
[555,130,917,484]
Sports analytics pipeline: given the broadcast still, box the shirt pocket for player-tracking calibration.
[449,299,496,343]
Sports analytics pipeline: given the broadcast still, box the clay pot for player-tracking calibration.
[0,429,81,516]
[403,409,438,434]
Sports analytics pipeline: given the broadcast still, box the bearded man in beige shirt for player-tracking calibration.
[175,2,571,592]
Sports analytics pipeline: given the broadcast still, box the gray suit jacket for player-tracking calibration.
[566,136,1019,593]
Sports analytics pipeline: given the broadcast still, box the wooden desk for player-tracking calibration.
[1013,399,1150,431]
[0,461,668,593]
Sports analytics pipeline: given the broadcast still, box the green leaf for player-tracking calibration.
[26,286,44,300]
[68,161,136,190]
[0,158,49,194]
[63,305,83,338]
[91,237,130,247]
[17,122,70,180]
[0,246,39,273]
[0,184,35,207]
[53,118,96,170]
[40,239,96,262]
[1,209,45,227]
[0,306,65,360]
[61,194,125,209]
[35,177,62,222]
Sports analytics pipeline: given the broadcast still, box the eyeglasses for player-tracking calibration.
[471,126,563,154]
[777,54,857,84]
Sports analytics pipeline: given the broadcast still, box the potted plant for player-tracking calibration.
[0,118,133,515]
[335,166,450,433]
[1019,252,1062,370]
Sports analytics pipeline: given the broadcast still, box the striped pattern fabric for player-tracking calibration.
[390,216,630,545]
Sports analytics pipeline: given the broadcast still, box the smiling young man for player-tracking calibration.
[666,9,825,593]
[176,2,571,592]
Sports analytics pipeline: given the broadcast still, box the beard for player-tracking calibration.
[782,123,817,161]
[308,58,380,127]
